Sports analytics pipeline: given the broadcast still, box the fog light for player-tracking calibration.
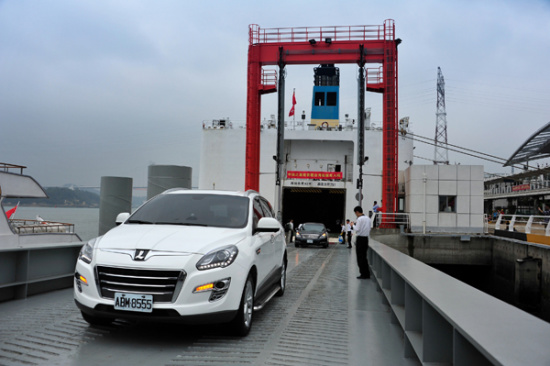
[193,278,231,302]
[74,272,88,293]
[194,283,215,293]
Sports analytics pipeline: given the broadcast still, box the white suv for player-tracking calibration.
[74,189,287,336]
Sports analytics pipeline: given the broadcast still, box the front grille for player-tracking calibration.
[303,234,320,239]
[96,266,186,303]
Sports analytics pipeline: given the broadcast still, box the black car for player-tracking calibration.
[295,223,329,248]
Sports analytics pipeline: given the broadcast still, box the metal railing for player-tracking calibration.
[372,212,410,230]
[0,162,26,175]
[484,180,550,197]
[261,69,277,87]
[368,240,550,365]
[249,20,395,45]
[9,219,75,234]
[494,214,550,235]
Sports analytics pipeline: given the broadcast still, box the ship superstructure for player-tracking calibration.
[199,60,413,232]
[310,64,340,129]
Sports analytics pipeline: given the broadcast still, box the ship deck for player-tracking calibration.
[0,240,417,366]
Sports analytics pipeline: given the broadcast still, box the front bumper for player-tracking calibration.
[73,256,247,323]
[75,298,237,324]
[295,237,328,246]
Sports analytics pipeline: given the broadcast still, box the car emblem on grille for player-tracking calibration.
[134,249,149,261]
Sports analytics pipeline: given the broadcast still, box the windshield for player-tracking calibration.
[128,193,249,229]
[301,223,325,232]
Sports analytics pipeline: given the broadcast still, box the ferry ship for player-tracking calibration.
[199,64,414,232]
[0,163,81,247]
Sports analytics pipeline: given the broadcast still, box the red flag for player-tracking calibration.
[6,202,19,219]
[288,90,296,117]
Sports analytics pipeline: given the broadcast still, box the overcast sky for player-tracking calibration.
[1,0,550,188]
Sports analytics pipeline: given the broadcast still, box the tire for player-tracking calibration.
[295,242,300,248]
[230,275,254,336]
[81,311,113,326]
[275,260,286,297]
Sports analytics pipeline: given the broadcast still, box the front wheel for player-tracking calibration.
[230,275,254,336]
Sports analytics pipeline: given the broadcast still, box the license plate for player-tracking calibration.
[114,293,153,313]
[307,239,313,244]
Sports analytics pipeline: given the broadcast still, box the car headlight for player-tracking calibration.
[321,233,327,238]
[295,231,301,237]
[196,245,238,270]
[78,237,99,264]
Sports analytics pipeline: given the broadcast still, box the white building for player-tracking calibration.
[405,165,485,233]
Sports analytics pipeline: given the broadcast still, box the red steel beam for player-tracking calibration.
[245,21,399,217]
[245,45,262,191]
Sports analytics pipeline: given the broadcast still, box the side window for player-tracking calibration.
[315,92,325,106]
[252,197,264,228]
[439,196,456,212]
[259,197,275,218]
[327,92,337,106]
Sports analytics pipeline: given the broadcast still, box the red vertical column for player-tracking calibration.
[382,41,398,225]
[245,45,262,191]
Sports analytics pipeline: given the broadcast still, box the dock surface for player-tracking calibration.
[0,240,416,366]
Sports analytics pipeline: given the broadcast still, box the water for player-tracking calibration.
[12,206,99,242]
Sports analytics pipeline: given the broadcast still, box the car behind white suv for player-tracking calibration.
[74,189,287,336]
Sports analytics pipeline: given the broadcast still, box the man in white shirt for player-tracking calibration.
[345,219,353,248]
[354,206,372,279]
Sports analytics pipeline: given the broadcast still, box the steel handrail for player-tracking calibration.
[249,23,392,45]
[372,212,410,230]
[494,213,550,235]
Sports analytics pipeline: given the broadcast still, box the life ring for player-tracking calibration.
[321,122,329,129]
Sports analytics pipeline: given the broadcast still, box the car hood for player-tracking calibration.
[95,224,248,255]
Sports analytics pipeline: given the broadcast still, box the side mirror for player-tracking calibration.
[115,212,130,225]
[255,217,282,233]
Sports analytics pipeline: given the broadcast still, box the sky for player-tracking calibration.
[1,0,550,188]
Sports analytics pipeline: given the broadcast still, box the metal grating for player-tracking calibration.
[95,266,185,303]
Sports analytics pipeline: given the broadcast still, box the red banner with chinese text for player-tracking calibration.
[512,184,530,192]
[286,171,343,180]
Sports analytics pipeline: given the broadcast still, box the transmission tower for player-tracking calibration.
[434,66,449,164]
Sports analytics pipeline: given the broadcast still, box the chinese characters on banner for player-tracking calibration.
[286,171,343,180]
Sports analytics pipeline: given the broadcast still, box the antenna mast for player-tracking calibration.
[434,67,449,164]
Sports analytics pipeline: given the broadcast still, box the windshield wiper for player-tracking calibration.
[154,222,209,227]
[127,219,153,224]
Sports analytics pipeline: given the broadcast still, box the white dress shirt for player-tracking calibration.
[354,214,371,237]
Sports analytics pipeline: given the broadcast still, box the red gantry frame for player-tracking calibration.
[245,20,399,215]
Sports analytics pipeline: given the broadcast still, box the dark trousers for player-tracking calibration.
[347,232,352,246]
[355,236,370,277]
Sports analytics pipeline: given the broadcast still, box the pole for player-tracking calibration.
[357,45,365,208]
[276,47,286,222]
[423,172,427,234]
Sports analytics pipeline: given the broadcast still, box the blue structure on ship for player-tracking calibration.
[310,64,340,129]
